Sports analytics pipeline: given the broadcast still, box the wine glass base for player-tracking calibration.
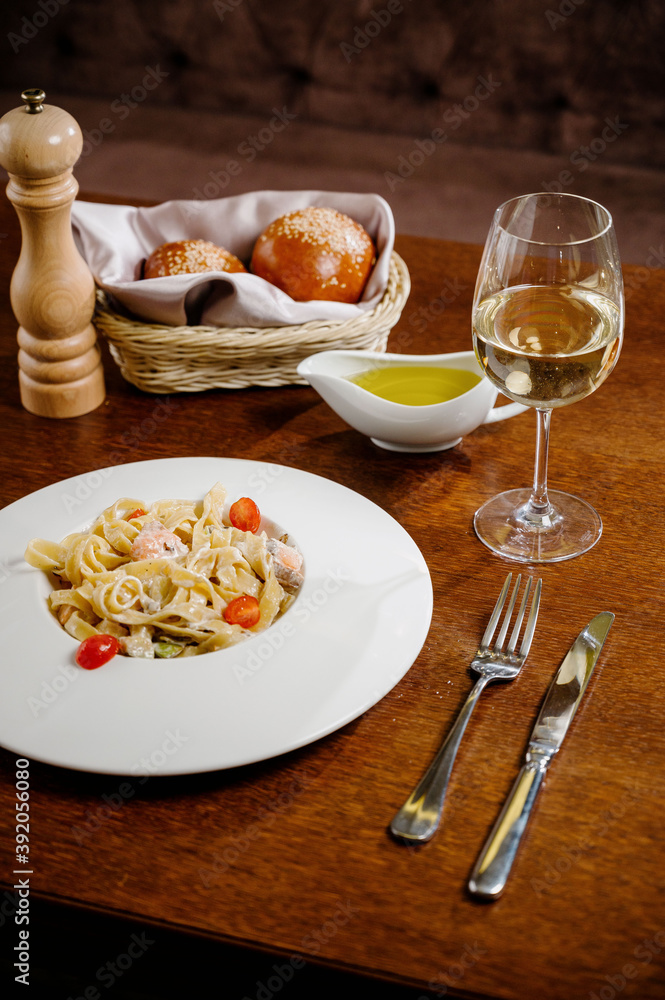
[474,488,602,563]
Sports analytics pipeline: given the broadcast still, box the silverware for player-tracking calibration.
[390,572,542,843]
[468,611,614,899]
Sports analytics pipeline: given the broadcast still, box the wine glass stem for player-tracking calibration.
[527,409,554,520]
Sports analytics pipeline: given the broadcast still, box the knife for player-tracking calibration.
[468,611,614,900]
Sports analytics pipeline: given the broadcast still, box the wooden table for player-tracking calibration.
[0,193,664,1000]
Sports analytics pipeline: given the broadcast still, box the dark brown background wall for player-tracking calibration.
[1,0,664,167]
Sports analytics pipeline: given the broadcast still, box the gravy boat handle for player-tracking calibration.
[484,401,529,424]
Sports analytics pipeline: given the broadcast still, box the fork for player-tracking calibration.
[390,572,542,843]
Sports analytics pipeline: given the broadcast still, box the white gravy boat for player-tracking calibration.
[297,349,528,452]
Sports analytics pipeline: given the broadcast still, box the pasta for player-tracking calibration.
[24,482,303,658]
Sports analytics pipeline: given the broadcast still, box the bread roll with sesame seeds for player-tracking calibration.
[143,239,247,278]
[250,207,376,303]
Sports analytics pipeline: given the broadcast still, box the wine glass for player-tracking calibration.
[472,192,624,563]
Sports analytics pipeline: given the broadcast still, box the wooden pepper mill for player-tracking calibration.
[0,88,105,418]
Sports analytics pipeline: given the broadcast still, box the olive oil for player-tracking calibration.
[347,365,481,405]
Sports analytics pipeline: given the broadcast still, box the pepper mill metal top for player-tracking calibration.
[0,90,105,418]
[21,88,46,112]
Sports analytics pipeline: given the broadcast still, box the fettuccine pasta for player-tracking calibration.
[24,482,303,658]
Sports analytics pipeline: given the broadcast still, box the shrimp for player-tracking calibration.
[129,521,187,561]
[266,537,304,590]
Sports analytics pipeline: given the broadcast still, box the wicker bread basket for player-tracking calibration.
[94,251,410,394]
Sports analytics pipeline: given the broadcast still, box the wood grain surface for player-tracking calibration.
[0,194,663,999]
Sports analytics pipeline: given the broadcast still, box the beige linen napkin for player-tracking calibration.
[71,190,395,328]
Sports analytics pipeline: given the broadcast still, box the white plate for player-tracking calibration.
[0,457,432,775]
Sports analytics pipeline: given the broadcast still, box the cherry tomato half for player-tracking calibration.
[127,508,147,520]
[76,634,120,670]
[223,595,261,628]
[229,497,261,533]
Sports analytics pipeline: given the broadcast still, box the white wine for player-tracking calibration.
[473,284,621,408]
